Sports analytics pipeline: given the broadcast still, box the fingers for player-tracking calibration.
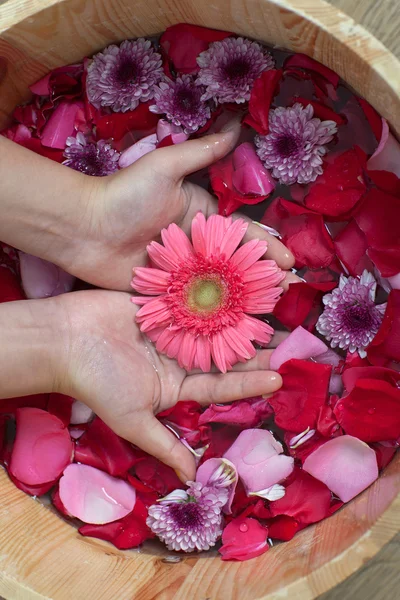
[246,221,295,270]
[114,412,196,482]
[179,370,282,405]
[154,125,240,181]
[282,270,302,291]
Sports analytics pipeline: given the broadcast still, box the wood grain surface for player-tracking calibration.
[0,1,399,599]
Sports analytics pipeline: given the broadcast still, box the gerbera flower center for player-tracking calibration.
[116,58,141,85]
[186,277,224,313]
[223,57,250,81]
[169,501,202,529]
[275,134,300,158]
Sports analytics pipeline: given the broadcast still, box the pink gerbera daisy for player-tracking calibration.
[131,213,284,373]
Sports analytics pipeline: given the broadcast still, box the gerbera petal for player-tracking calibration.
[211,333,232,373]
[131,295,155,306]
[164,329,186,361]
[147,241,180,271]
[195,336,212,373]
[219,218,248,259]
[132,267,170,295]
[161,223,194,260]
[191,212,207,256]
[222,327,257,361]
[229,239,267,271]
[178,332,197,371]
[243,287,283,313]
[205,214,231,256]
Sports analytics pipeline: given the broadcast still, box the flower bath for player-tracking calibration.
[0,1,400,600]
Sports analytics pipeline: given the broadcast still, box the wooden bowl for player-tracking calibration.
[1,1,400,598]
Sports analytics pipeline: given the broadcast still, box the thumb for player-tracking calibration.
[115,411,196,483]
[154,118,241,181]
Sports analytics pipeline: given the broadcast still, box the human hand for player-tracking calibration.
[53,288,284,481]
[67,126,298,290]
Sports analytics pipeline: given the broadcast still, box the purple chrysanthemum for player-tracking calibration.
[86,39,163,112]
[149,75,211,134]
[196,37,274,104]
[255,103,338,185]
[316,270,386,357]
[63,133,120,176]
[147,482,228,552]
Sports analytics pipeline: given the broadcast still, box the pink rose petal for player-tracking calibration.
[196,457,237,514]
[156,119,189,144]
[232,142,275,196]
[224,429,294,493]
[41,101,84,149]
[118,134,157,168]
[367,119,400,177]
[270,326,328,370]
[303,435,379,502]
[59,463,136,524]
[19,252,75,299]
[10,407,73,486]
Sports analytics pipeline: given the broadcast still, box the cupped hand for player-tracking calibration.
[71,125,297,290]
[55,288,284,482]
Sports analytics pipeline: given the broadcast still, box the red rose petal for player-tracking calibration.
[47,393,74,427]
[94,101,159,142]
[0,393,48,416]
[267,515,301,541]
[334,379,400,442]
[367,119,400,178]
[243,69,283,134]
[368,170,400,197]
[273,281,336,331]
[10,407,73,486]
[0,267,24,303]
[371,443,397,471]
[356,97,383,141]
[304,149,367,219]
[367,290,400,366]
[342,366,400,394]
[269,467,332,525]
[9,473,56,497]
[160,24,232,74]
[133,456,184,495]
[219,517,269,561]
[59,463,136,524]
[199,397,272,429]
[262,198,336,269]
[293,97,345,126]
[269,359,332,433]
[284,54,340,90]
[354,188,400,249]
[334,220,373,276]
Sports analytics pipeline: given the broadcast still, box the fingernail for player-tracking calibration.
[252,221,281,238]
[220,114,242,133]
[175,469,190,483]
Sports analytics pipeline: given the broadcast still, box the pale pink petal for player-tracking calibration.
[19,253,75,299]
[196,458,238,514]
[219,218,248,260]
[118,134,157,168]
[224,429,294,493]
[229,239,267,271]
[329,373,344,395]
[314,348,341,367]
[59,463,136,524]
[132,267,170,295]
[10,408,73,486]
[303,435,379,502]
[232,142,275,196]
[191,212,207,256]
[70,400,94,425]
[367,119,400,177]
[270,326,328,370]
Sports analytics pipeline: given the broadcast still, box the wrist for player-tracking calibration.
[0,297,70,398]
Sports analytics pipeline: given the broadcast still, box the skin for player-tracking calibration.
[0,124,297,480]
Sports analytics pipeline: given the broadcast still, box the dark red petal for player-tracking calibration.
[267,515,301,541]
[334,379,400,442]
[354,188,400,249]
[273,281,335,331]
[262,198,336,269]
[269,467,332,524]
[293,97,345,126]
[334,220,373,277]
[132,456,184,495]
[304,149,367,219]
[356,97,383,141]
[368,170,400,197]
[94,101,159,142]
[243,69,283,134]
[0,267,25,303]
[199,397,272,428]
[269,359,332,433]
[367,290,400,366]
[367,247,400,278]
[284,54,340,89]
[47,393,74,427]
[342,366,400,394]
[371,443,397,471]
[160,24,232,74]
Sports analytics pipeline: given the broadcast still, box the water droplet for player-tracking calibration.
[367,407,376,415]
[162,556,182,564]
[239,523,248,533]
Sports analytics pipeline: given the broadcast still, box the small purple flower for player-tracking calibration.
[255,103,338,185]
[86,39,163,112]
[147,482,228,552]
[316,270,386,357]
[63,133,120,176]
[196,37,274,104]
[150,75,211,134]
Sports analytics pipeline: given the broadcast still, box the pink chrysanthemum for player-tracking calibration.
[316,270,386,357]
[63,133,120,176]
[196,37,274,104]
[149,75,211,134]
[255,103,338,185]
[131,213,284,373]
[146,482,228,552]
[86,39,163,112]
